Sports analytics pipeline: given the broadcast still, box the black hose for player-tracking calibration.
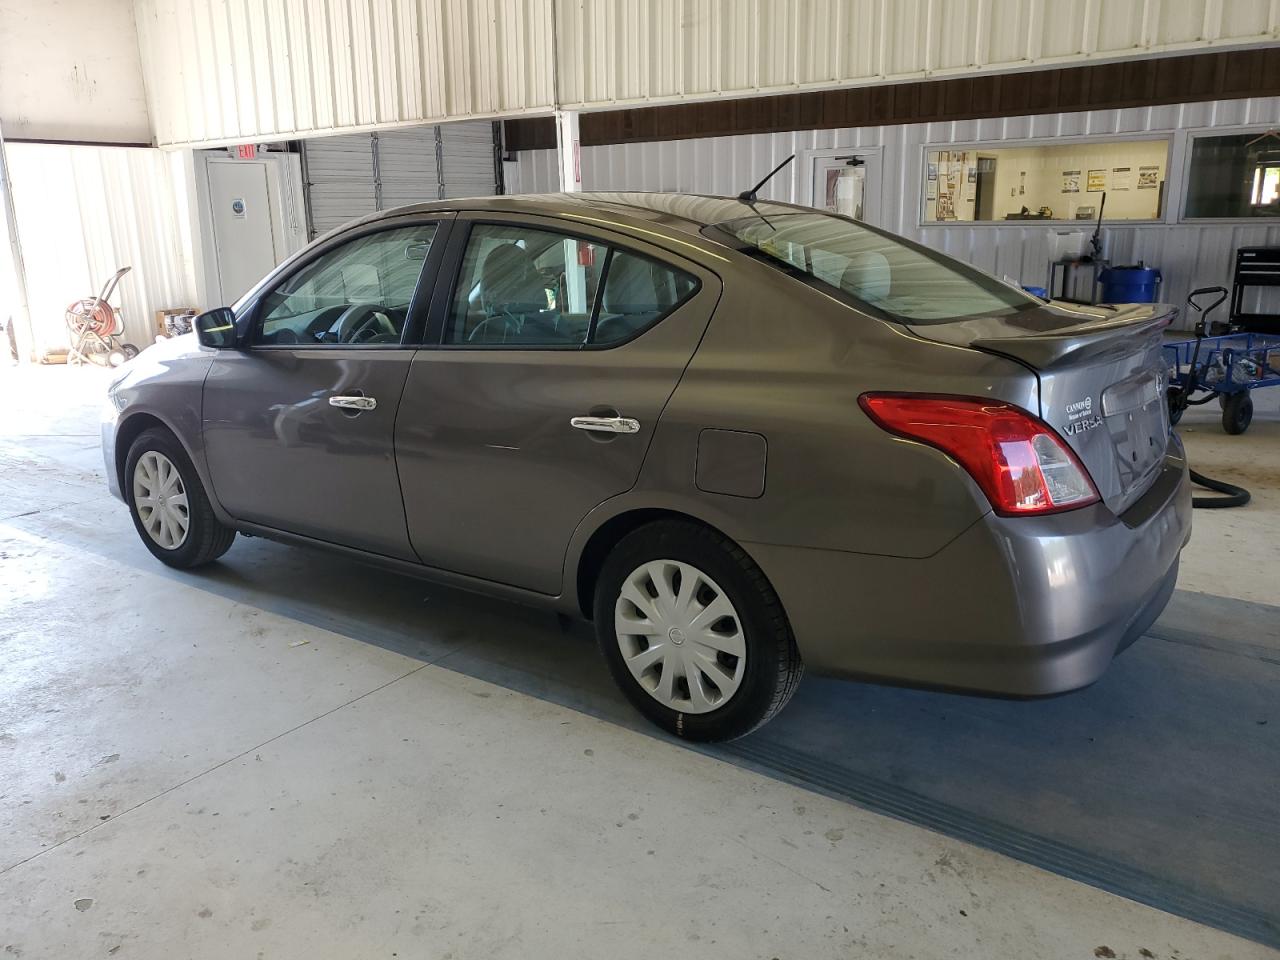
[1170,288,1252,510]
[1190,468,1251,508]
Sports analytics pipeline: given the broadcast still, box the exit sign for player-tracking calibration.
[230,143,257,160]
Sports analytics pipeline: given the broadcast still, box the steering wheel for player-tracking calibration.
[326,303,395,344]
[467,311,521,343]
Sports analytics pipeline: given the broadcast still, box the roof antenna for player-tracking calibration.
[1084,191,1107,261]
[739,154,795,202]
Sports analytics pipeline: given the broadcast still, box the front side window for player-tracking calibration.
[255,224,437,346]
[445,223,697,347]
[921,140,1168,223]
[1185,132,1280,219]
[712,212,1036,324]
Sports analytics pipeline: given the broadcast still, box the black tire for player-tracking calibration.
[1167,390,1184,426]
[593,520,803,742]
[1221,392,1253,435]
[124,427,236,568]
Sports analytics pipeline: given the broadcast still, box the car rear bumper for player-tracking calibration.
[746,442,1192,696]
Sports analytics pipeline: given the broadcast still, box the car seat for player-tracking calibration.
[596,254,666,343]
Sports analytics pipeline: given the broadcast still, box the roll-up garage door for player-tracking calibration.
[300,120,499,238]
[439,122,502,199]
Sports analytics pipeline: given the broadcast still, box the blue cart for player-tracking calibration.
[1165,286,1280,434]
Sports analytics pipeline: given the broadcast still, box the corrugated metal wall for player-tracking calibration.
[554,0,1280,108]
[506,96,1280,328]
[133,0,557,148]
[5,144,196,356]
[133,0,1279,149]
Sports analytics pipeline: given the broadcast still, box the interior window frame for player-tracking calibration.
[916,133,1175,228]
[237,215,453,350]
[1179,124,1280,224]
[430,216,702,352]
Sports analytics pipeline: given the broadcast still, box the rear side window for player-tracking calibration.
[595,250,699,345]
[445,223,698,347]
[710,212,1036,324]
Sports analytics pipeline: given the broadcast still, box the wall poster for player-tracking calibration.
[1111,167,1132,191]
[1137,166,1160,189]
[1062,170,1080,193]
[1086,169,1107,192]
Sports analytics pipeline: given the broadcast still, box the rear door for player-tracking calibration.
[396,214,720,594]
[202,215,452,560]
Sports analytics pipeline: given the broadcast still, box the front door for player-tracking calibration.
[396,214,720,594]
[202,217,450,560]
[810,149,881,224]
[207,159,281,303]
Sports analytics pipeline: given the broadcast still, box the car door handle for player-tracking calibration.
[329,395,377,411]
[570,416,640,434]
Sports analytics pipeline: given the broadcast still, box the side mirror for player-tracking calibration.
[194,307,238,348]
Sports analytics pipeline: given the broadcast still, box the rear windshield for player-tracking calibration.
[708,212,1038,324]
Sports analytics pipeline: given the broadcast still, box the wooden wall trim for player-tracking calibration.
[504,47,1280,152]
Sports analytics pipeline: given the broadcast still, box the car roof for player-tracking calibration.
[362,192,806,239]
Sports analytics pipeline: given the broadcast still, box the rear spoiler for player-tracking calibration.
[969,304,1177,370]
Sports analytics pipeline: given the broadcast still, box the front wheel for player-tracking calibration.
[1222,392,1253,435]
[125,427,236,567]
[594,521,803,742]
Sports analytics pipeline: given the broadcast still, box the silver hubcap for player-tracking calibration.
[132,451,190,550]
[614,559,746,714]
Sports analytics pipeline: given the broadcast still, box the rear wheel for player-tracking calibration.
[1222,392,1253,435]
[594,521,803,742]
[125,428,236,567]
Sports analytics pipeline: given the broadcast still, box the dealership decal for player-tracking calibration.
[1063,396,1102,434]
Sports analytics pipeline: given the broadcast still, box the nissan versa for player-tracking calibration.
[102,192,1192,741]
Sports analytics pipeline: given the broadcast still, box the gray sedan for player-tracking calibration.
[102,193,1191,740]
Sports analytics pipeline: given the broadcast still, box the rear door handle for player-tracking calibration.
[329,395,377,411]
[570,415,640,434]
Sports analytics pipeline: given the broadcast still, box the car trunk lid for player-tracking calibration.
[906,301,1176,515]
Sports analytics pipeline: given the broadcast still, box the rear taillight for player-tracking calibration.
[858,394,1099,516]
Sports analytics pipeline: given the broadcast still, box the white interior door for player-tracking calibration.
[208,160,279,304]
[809,150,881,225]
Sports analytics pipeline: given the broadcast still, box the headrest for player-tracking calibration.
[840,251,891,302]
[480,244,543,311]
[604,254,660,313]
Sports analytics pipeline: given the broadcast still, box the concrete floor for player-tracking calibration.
[1,362,1277,959]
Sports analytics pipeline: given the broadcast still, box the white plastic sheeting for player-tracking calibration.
[506,96,1280,326]
[4,144,196,355]
[133,0,1280,149]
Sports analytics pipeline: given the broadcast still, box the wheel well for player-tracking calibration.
[114,413,169,491]
[574,508,722,619]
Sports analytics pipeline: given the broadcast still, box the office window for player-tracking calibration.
[922,140,1168,224]
[1185,132,1280,219]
